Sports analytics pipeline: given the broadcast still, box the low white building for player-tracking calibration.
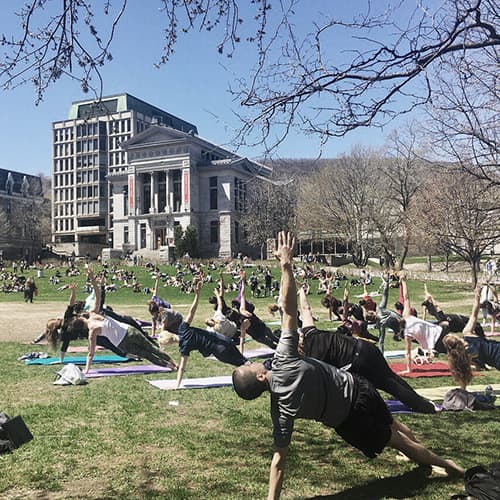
[109,125,271,259]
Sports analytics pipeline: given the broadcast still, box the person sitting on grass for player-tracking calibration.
[158,280,250,389]
[232,232,464,500]
[63,266,178,374]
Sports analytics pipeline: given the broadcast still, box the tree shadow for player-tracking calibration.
[307,466,454,500]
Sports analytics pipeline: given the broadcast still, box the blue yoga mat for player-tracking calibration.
[25,355,131,365]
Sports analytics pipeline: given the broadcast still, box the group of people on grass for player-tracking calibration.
[31,235,500,498]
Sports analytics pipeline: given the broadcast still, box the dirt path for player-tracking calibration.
[0,302,146,342]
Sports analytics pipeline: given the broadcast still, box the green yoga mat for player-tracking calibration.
[25,355,131,365]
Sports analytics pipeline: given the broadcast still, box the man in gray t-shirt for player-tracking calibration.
[232,232,464,499]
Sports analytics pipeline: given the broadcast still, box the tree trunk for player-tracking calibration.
[427,255,432,272]
[260,242,265,261]
[470,256,480,288]
[444,252,449,272]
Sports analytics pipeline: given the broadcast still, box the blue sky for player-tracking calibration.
[0,1,415,176]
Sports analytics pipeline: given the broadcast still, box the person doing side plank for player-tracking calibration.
[444,285,500,375]
[63,266,178,374]
[232,232,464,500]
[298,286,436,413]
[399,274,450,374]
[159,280,250,389]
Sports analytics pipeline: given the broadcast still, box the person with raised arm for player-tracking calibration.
[62,266,178,374]
[156,280,249,389]
[399,273,449,374]
[232,232,463,499]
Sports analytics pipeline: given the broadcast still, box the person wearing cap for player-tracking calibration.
[232,231,464,499]
[159,280,250,389]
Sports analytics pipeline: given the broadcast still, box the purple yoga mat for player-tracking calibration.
[85,365,172,378]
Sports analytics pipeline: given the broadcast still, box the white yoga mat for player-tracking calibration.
[148,375,233,390]
[384,350,406,359]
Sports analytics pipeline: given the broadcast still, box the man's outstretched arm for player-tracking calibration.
[275,232,297,332]
[268,446,288,500]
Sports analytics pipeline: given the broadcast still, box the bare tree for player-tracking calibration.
[298,146,380,267]
[1,1,497,151]
[372,126,427,269]
[240,173,297,259]
[412,168,500,286]
[422,48,499,186]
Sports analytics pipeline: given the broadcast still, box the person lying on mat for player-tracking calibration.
[62,266,178,374]
[297,285,436,413]
[399,274,451,374]
[232,232,464,500]
[444,285,500,374]
[158,280,250,389]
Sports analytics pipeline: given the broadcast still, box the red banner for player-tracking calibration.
[183,170,189,205]
[128,176,134,211]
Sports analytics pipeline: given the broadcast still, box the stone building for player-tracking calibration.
[0,169,44,261]
[110,125,271,259]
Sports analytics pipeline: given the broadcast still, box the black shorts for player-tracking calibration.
[335,376,393,458]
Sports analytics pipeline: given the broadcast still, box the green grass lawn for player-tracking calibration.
[1,262,499,499]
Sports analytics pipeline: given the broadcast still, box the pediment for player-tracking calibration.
[122,125,190,149]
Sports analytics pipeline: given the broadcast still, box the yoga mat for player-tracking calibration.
[384,350,406,359]
[25,355,131,365]
[243,346,275,358]
[207,346,274,362]
[148,375,232,390]
[266,320,281,326]
[389,361,454,378]
[385,399,443,414]
[68,345,103,353]
[416,384,500,402]
[85,365,172,378]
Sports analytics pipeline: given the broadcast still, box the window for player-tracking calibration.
[210,220,219,244]
[234,220,240,244]
[124,226,129,244]
[173,170,182,212]
[209,176,218,210]
[122,185,128,215]
[234,177,246,211]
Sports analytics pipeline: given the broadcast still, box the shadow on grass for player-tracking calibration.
[307,465,454,499]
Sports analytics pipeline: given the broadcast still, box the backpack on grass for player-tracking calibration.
[464,462,500,500]
[0,412,33,454]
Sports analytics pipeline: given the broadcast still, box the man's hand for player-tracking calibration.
[194,281,203,294]
[274,231,295,265]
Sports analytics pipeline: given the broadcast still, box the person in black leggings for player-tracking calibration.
[422,284,485,338]
[298,286,436,414]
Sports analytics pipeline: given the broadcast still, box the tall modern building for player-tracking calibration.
[52,94,271,259]
[51,93,197,256]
